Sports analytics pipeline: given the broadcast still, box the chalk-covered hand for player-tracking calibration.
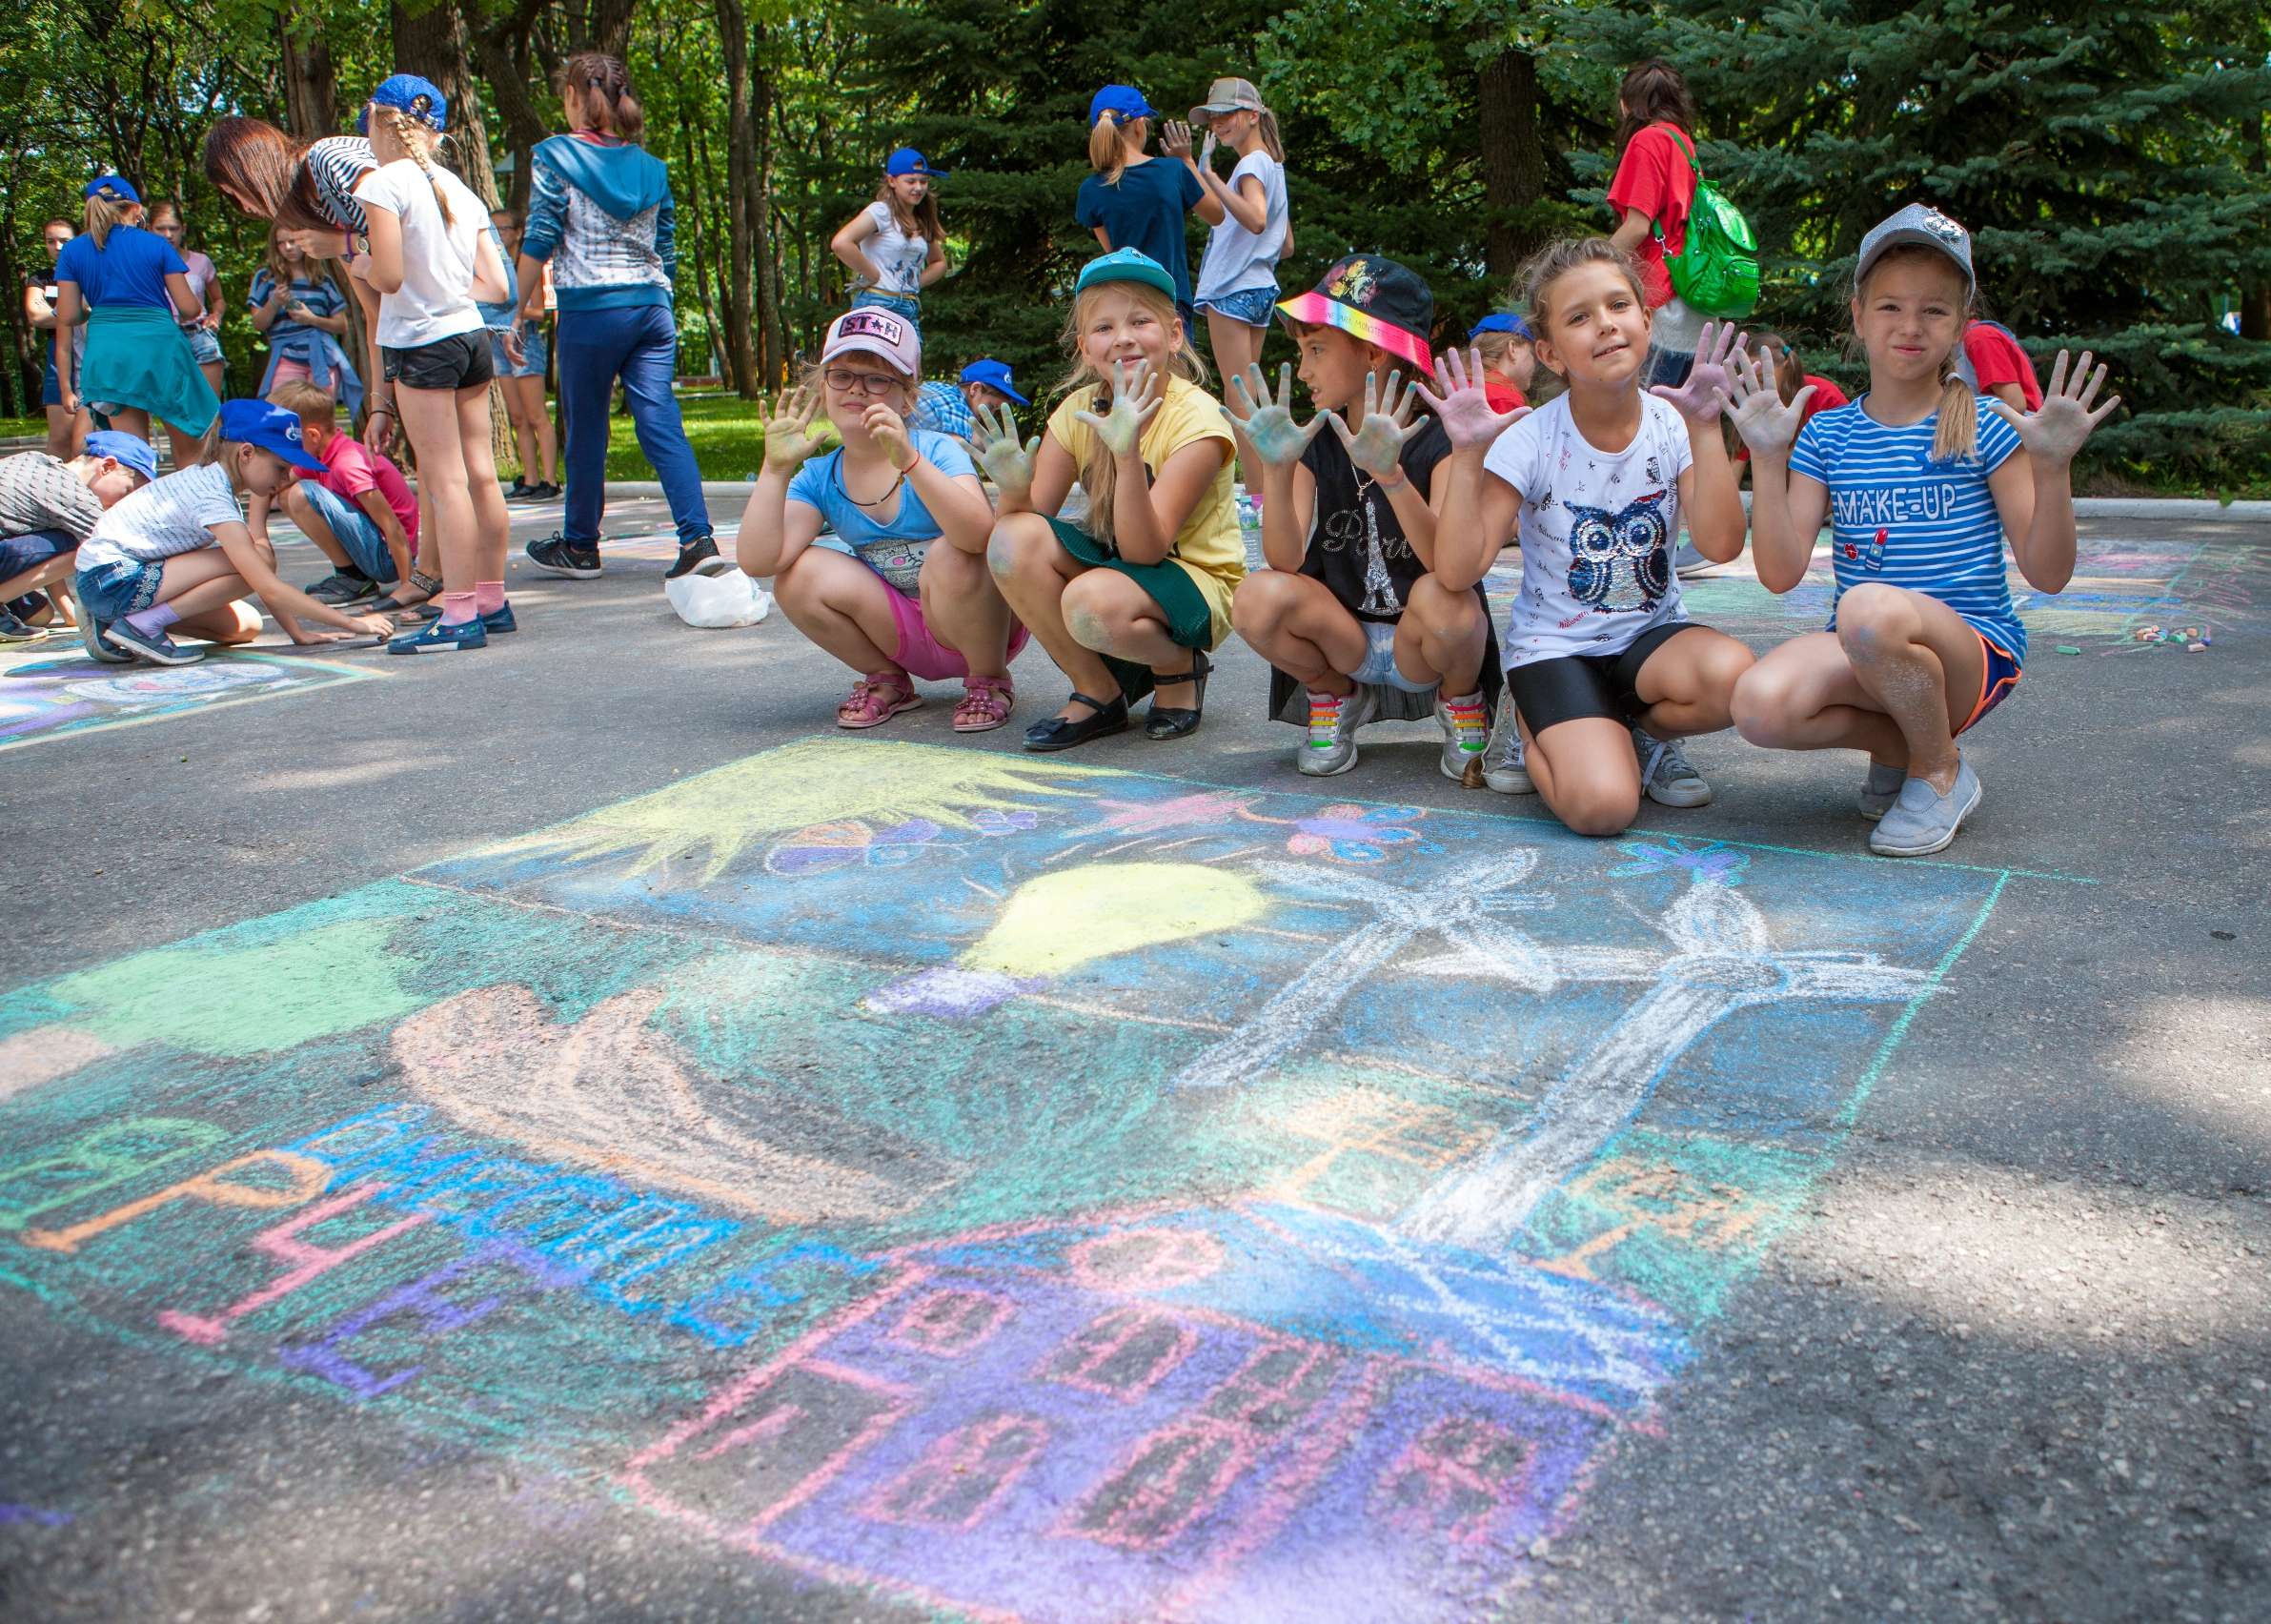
[1075,357,1164,457]
[1415,346,1528,452]
[1715,348,1814,458]
[1200,131,1219,169]
[1226,362,1326,467]
[1328,369,1421,482]
[972,401,1041,497]
[1986,349,2119,467]
[864,401,916,472]
[1161,120,1196,160]
[761,386,826,474]
[1652,319,1744,422]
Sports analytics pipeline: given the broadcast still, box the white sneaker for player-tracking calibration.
[1297,686,1373,777]
[1482,689,1533,794]
[1436,690,1490,781]
[1634,725,1712,807]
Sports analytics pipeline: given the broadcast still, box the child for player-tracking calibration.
[1957,315,2044,413]
[27,217,91,459]
[1725,204,2115,857]
[829,148,947,338]
[907,358,1029,456]
[255,380,419,609]
[53,174,217,468]
[0,431,156,640]
[1177,77,1289,472]
[354,74,515,654]
[1227,254,1502,779]
[1604,59,1705,391]
[1470,312,1536,413]
[147,200,228,396]
[73,398,393,665]
[488,208,558,499]
[981,248,1246,750]
[248,225,360,416]
[958,358,1026,417]
[1727,331,1848,474]
[1077,87,1217,337]
[1434,237,1754,838]
[740,308,1020,731]
[517,51,722,583]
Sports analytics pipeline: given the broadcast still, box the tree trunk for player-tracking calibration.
[279,10,338,138]
[1474,41,1547,279]
[462,0,551,216]
[715,0,760,399]
[750,22,786,388]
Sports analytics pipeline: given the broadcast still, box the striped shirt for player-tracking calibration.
[1790,395,2026,661]
[302,136,378,234]
[0,452,103,545]
[76,462,242,573]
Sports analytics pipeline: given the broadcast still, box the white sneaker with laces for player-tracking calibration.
[1482,690,1533,794]
[1435,690,1490,781]
[1297,686,1374,777]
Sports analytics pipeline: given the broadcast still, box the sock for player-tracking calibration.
[438,591,479,626]
[475,579,505,615]
[124,603,181,636]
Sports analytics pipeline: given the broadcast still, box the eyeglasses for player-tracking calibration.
[823,367,902,396]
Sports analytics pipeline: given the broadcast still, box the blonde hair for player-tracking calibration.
[1054,280,1208,548]
[1470,327,1530,369]
[1854,244,1977,463]
[381,105,455,229]
[1520,235,1646,333]
[268,379,338,421]
[1088,111,1146,184]
[83,193,133,251]
[1254,108,1285,163]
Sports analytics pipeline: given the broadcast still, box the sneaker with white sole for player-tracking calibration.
[1673,538,1713,578]
[1857,761,1907,821]
[1869,758,1981,857]
[1297,686,1374,777]
[306,570,377,606]
[80,613,131,664]
[667,535,729,579]
[1634,726,1712,807]
[1482,689,1533,794]
[388,615,488,655]
[1436,690,1490,781]
[106,619,204,665]
[526,534,602,579]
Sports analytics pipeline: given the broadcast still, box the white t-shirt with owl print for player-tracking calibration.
[1481,392,1693,668]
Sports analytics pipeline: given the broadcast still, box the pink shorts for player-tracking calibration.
[887,586,1030,681]
[273,356,314,384]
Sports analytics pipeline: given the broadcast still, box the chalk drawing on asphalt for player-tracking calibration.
[0,648,378,750]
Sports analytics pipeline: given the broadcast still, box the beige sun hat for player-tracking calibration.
[1190,77,1265,127]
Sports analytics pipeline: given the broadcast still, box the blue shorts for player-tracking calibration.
[850,290,921,340]
[1195,284,1280,330]
[1960,633,2021,733]
[0,530,75,585]
[184,327,224,366]
[491,325,548,380]
[294,479,398,583]
[76,557,169,622]
[40,347,60,408]
[1352,619,1437,693]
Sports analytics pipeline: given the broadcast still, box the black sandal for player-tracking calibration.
[1024,691,1129,753]
[370,569,443,615]
[1143,651,1210,740]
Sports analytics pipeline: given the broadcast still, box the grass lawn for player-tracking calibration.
[599,390,765,481]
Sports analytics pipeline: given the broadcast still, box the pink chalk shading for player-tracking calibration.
[0,1025,115,1102]
[886,1288,1014,1357]
[157,1182,428,1347]
[859,1412,1051,1530]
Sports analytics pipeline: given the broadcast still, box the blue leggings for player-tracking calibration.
[557,303,711,548]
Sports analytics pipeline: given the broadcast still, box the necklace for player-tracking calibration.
[833,458,904,511]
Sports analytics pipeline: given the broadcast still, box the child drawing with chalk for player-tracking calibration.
[1726,204,2117,857]
[1226,254,1502,781]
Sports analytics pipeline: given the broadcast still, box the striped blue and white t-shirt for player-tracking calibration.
[1790,395,2026,662]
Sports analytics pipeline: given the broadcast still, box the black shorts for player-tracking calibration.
[382,330,495,392]
[1509,620,1706,735]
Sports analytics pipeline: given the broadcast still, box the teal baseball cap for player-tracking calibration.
[1075,248,1176,301]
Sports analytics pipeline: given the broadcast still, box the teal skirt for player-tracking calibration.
[81,305,219,436]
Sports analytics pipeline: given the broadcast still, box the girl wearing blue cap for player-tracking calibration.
[980,248,1245,749]
[831,148,947,339]
[52,175,218,467]
[1079,87,1220,336]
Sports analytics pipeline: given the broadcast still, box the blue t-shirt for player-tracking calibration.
[1791,395,2026,661]
[54,225,186,312]
[1076,158,1205,308]
[248,269,345,354]
[786,429,979,597]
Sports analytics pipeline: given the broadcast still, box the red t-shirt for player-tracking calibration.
[317,433,419,547]
[1963,322,2042,411]
[1735,375,1849,460]
[1485,379,1528,415]
[1606,122,1697,311]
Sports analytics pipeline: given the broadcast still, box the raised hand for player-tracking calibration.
[1160,119,1196,160]
[1226,362,1327,467]
[1200,131,1219,169]
[761,386,826,474]
[1074,357,1164,457]
[1985,349,2119,467]
[1415,346,1528,452]
[863,400,916,472]
[1652,319,1744,421]
[1715,347,1815,457]
[971,400,1041,498]
[1327,368,1420,480]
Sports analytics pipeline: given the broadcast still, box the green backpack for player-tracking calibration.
[1653,126,1760,318]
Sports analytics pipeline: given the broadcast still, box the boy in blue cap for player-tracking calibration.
[74,399,394,665]
[906,357,1029,455]
[0,429,157,640]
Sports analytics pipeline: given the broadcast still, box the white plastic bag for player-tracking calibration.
[664,568,772,629]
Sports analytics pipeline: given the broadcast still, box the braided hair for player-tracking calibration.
[381,103,455,229]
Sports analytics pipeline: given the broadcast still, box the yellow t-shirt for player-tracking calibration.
[1047,373,1246,648]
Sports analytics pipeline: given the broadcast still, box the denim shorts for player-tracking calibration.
[850,290,921,340]
[76,557,168,622]
[1352,619,1436,693]
[184,327,225,366]
[491,325,548,380]
[294,479,398,583]
[0,529,75,584]
[1195,284,1281,330]
[40,349,60,408]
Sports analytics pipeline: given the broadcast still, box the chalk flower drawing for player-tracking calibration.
[1606,836,1750,887]
[1282,803,1439,863]
[762,818,950,878]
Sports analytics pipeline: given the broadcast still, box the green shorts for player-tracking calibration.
[1044,516,1217,705]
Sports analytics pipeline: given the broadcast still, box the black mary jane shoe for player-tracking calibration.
[1143,652,1211,740]
[1024,691,1129,753]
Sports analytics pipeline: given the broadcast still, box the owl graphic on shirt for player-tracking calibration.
[1565,486,1672,613]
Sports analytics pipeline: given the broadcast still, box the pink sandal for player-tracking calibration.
[837,671,923,730]
[953,675,1015,733]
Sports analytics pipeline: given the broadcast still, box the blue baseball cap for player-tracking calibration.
[85,173,140,203]
[1076,247,1178,302]
[83,430,158,483]
[367,73,448,132]
[1469,312,1533,343]
[1088,86,1159,127]
[959,358,1027,406]
[885,147,946,177]
[218,398,327,474]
